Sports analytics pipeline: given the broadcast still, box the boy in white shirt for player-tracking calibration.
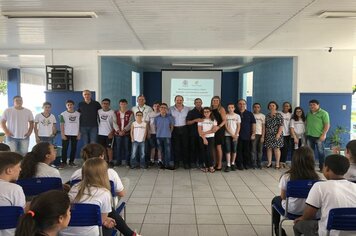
[98,98,118,167]
[344,140,356,181]
[59,100,81,168]
[130,111,147,169]
[34,102,57,143]
[293,154,356,236]
[224,103,241,172]
[0,151,26,236]
[252,103,265,169]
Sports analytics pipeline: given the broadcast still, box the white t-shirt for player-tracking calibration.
[59,111,80,136]
[0,179,26,236]
[34,113,57,137]
[35,162,61,179]
[198,119,217,138]
[132,121,146,142]
[98,109,116,136]
[290,118,305,138]
[1,107,34,139]
[278,174,307,215]
[148,111,160,134]
[70,168,124,194]
[253,113,265,135]
[279,112,292,136]
[344,162,356,182]
[225,113,241,136]
[60,184,112,236]
[306,180,356,236]
[132,105,153,122]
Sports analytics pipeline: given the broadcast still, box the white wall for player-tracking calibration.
[48,50,99,96]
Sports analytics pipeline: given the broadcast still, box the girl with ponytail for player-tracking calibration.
[15,190,70,236]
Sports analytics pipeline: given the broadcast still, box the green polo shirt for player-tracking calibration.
[306,108,330,137]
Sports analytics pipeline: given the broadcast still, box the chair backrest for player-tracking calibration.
[0,206,24,229]
[68,203,102,227]
[327,208,356,232]
[70,179,116,197]
[286,180,319,198]
[17,177,62,196]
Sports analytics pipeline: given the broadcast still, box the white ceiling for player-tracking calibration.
[0,0,356,68]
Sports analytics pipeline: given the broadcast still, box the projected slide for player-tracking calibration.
[162,70,222,107]
[171,79,214,106]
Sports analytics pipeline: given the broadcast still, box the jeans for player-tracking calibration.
[307,135,325,170]
[80,126,98,145]
[61,135,78,163]
[6,136,29,156]
[157,138,172,167]
[131,141,145,168]
[280,135,291,163]
[39,136,54,143]
[251,134,263,167]
[114,135,130,165]
[225,136,237,153]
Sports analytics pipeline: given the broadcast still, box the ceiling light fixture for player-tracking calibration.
[1,11,98,19]
[171,63,214,67]
[319,11,356,19]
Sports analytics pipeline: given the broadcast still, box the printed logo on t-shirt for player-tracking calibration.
[40,118,52,126]
[101,115,108,121]
[69,116,77,122]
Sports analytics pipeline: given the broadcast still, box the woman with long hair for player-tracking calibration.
[290,107,306,152]
[20,142,61,179]
[265,101,284,169]
[70,143,125,197]
[210,96,226,170]
[62,158,139,236]
[271,146,320,236]
[15,190,71,236]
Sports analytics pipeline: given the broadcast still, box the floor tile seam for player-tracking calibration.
[188,169,201,236]
[220,170,259,235]
[205,171,231,236]
[140,169,160,233]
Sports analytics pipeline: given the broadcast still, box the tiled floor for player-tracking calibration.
[60,165,296,236]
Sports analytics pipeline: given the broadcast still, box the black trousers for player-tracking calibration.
[172,126,189,165]
[189,135,203,165]
[200,137,215,168]
[280,135,291,163]
[102,208,134,236]
[61,135,78,163]
[237,139,251,168]
[271,196,287,236]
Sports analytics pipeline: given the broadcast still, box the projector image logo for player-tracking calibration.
[182,80,188,87]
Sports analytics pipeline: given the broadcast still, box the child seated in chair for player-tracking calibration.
[344,140,356,182]
[271,146,320,236]
[293,154,356,236]
[0,151,25,236]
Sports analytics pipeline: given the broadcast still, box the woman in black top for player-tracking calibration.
[211,96,226,170]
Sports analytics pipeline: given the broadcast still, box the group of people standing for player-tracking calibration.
[1,90,330,172]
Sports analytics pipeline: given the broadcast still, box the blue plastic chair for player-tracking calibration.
[326,208,356,236]
[68,203,103,236]
[271,180,319,236]
[17,177,62,198]
[0,206,24,230]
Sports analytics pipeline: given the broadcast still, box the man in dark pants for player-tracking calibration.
[236,99,256,170]
[78,89,101,145]
[186,98,204,168]
[169,95,190,169]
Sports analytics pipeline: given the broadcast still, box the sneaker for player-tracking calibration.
[224,166,231,172]
[68,162,78,167]
[231,165,236,171]
[149,160,155,166]
[58,163,67,169]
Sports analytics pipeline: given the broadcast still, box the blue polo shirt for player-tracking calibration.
[236,110,256,140]
[154,114,174,138]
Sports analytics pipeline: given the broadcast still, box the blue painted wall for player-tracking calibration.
[238,58,294,113]
[100,57,142,110]
[300,93,351,148]
[7,69,21,106]
[142,71,239,107]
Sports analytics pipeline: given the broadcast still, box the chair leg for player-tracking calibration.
[279,218,286,236]
[271,205,274,236]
